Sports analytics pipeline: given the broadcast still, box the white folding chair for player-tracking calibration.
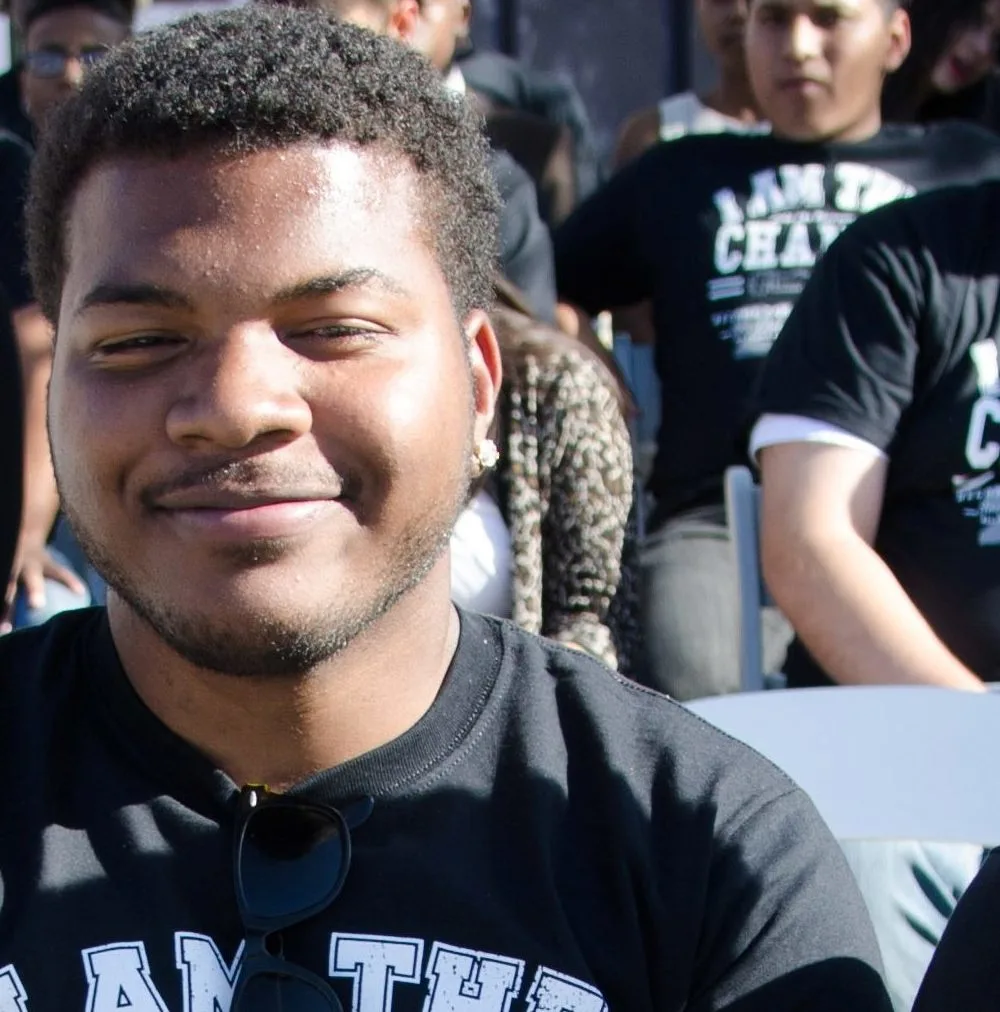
[723,465,773,692]
[688,686,1000,842]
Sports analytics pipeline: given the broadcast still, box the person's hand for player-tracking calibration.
[2,539,87,634]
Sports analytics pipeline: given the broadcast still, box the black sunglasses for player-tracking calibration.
[231,786,373,1011]
[22,46,109,79]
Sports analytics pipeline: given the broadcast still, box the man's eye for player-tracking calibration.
[289,324,378,341]
[814,9,842,28]
[95,335,182,357]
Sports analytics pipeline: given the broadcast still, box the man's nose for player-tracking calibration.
[785,15,823,62]
[165,329,313,451]
[63,56,86,87]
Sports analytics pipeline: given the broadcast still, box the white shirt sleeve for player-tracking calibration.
[749,413,888,463]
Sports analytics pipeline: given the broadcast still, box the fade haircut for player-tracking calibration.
[27,3,500,323]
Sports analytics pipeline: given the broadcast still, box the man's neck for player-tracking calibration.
[108,566,460,791]
[773,112,884,146]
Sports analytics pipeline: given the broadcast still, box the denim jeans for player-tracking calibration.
[637,503,791,700]
[840,840,986,1012]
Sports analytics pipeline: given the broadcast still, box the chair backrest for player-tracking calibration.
[723,465,772,692]
[688,686,1000,843]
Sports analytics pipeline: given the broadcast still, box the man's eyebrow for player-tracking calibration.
[272,268,411,304]
[76,282,194,316]
[73,269,411,318]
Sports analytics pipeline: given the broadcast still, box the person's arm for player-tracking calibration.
[553,148,661,316]
[0,137,85,626]
[6,303,84,626]
[760,441,985,690]
[537,350,633,666]
[912,850,1000,1012]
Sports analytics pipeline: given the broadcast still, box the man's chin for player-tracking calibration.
[122,599,380,678]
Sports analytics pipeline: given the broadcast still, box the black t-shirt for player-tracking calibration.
[0,608,890,1011]
[553,124,1000,519]
[754,181,1000,686]
[0,127,34,311]
[912,849,1000,1012]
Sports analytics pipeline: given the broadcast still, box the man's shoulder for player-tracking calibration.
[0,609,105,698]
[836,179,1000,277]
[490,617,802,805]
[868,121,1000,184]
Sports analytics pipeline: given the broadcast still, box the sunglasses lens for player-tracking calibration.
[239,804,347,920]
[236,972,342,1012]
[28,53,64,77]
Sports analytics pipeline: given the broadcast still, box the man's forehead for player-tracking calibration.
[60,143,430,303]
[70,142,415,222]
[754,0,872,13]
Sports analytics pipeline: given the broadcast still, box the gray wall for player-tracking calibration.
[470,0,671,166]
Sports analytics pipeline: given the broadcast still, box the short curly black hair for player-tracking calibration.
[27,4,500,322]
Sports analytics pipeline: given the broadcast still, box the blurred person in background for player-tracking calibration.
[615,0,764,169]
[751,177,1000,1012]
[554,0,1000,702]
[612,0,767,452]
[2,0,132,632]
[455,13,602,225]
[0,0,132,145]
[19,0,131,130]
[451,279,639,673]
[883,0,1000,131]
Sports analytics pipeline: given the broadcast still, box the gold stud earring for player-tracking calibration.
[472,438,500,477]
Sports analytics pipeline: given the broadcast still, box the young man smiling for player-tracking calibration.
[555,0,1000,701]
[0,6,893,1010]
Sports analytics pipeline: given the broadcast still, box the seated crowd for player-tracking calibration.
[0,0,999,1009]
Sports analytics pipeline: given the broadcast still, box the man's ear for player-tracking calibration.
[386,0,421,44]
[465,309,502,443]
[884,7,911,74]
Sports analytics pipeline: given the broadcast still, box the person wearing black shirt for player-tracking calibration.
[553,0,1000,701]
[751,181,1000,1010]
[0,7,895,1009]
[752,184,1000,691]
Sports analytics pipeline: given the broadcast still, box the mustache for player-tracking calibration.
[139,457,360,510]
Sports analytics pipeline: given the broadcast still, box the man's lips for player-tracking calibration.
[777,76,829,92]
[151,487,343,511]
[149,488,350,540]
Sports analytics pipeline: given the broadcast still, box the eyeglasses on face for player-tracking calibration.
[231,786,373,1012]
[22,45,110,79]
